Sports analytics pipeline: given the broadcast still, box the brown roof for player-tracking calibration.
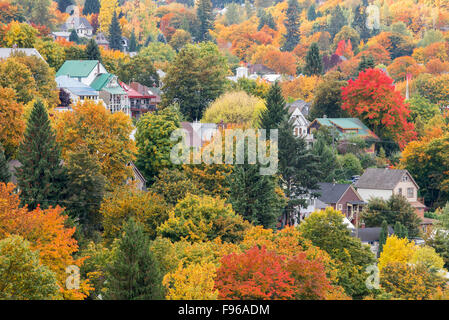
[355,168,419,190]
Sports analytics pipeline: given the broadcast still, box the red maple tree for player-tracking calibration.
[341,68,416,149]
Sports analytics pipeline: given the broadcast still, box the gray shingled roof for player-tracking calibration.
[355,168,417,190]
[313,182,351,204]
[353,226,394,242]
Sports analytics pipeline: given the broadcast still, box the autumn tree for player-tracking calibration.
[309,77,347,119]
[2,21,37,48]
[162,42,228,121]
[55,100,136,188]
[104,218,164,300]
[0,87,25,159]
[300,208,375,299]
[202,91,266,127]
[0,235,59,300]
[100,186,168,243]
[99,0,118,34]
[341,68,416,149]
[158,194,250,243]
[282,0,301,52]
[16,100,67,210]
[0,57,37,105]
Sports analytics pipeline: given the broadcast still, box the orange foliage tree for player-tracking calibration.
[0,87,25,159]
[387,56,425,82]
[0,182,92,299]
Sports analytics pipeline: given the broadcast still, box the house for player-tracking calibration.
[247,63,275,76]
[61,16,93,38]
[288,101,313,146]
[129,82,161,106]
[353,226,394,255]
[121,36,129,52]
[0,48,45,61]
[119,81,157,119]
[180,122,226,148]
[301,182,366,225]
[56,75,100,107]
[95,32,109,49]
[51,31,71,41]
[308,117,380,153]
[90,73,130,115]
[56,60,107,86]
[355,168,428,223]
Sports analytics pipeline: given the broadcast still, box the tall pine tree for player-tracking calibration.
[57,0,73,12]
[356,55,375,76]
[104,218,164,300]
[304,42,323,76]
[352,3,371,41]
[85,38,101,61]
[128,30,137,52]
[16,100,67,210]
[259,82,287,131]
[69,29,80,44]
[108,11,123,51]
[282,0,301,51]
[307,3,317,21]
[196,0,213,42]
[378,220,388,257]
[0,143,10,183]
[328,5,347,39]
[83,0,101,15]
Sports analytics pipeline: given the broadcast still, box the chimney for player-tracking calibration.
[360,222,365,229]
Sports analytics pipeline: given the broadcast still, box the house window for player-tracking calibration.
[402,175,408,182]
[407,188,414,198]
[294,127,299,136]
[398,188,402,195]
[338,204,343,211]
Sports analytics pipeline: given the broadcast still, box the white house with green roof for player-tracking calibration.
[56,60,107,86]
[90,73,130,116]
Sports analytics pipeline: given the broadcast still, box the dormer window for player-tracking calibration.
[402,175,408,182]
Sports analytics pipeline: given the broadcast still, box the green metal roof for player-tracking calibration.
[103,86,126,95]
[56,60,99,78]
[90,73,113,91]
[313,118,379,140]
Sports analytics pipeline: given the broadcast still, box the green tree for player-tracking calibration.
[228,163,286,229]
[0,143,10,183]
[356,55,375,76]
[328,5,347,39]
[83,0,100,15]
[65,147,106,235]
[16,100,67,210]
[136,106,180,184]
[258,82,286,131]
[117,56,159,88]
[108,11,122,51]
[307,3,317,21]
[362,194,421,238]
[57,0,73,12]
[104,218,164,300]
[309,78,347,119]
[128,30,137,52]
[336,153,363,180]
[394,221,409,239]
[311,134,337,182]
[69,29,80,44]
[299,207,375,299]
[162,42,228,121]
[0,235,59,300]
[282,0,301,51]
[85,38,101,61]
[378,220,389,257]
[257,9,277,31]
[304,42,323,76]
[352,4,370,41]
[196,0,213,42]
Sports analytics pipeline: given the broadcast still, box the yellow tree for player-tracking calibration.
[378,235,416,271]
[0,87,25,159]
[99,0,118,34]
[54,100,136,187]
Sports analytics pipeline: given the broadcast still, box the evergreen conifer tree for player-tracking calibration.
[57,0,73,12]
[328,5,347,39]
[16,100,67,210]
[69,29,80,44]
[304,42,323,75]
[378,220,388,257]
[128,31,137,52]
[356,55,375,75]
[0,143,10,183]
[307,3,317,21]
[282,0,301,51]
[258,82,287,131]
[394,221,409,239]
[196,0,213,42]
[83,0,101,15]
[108,11,123,51]
[104,218,164,300]
[85,38,101,61]
[352,3,371,41]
